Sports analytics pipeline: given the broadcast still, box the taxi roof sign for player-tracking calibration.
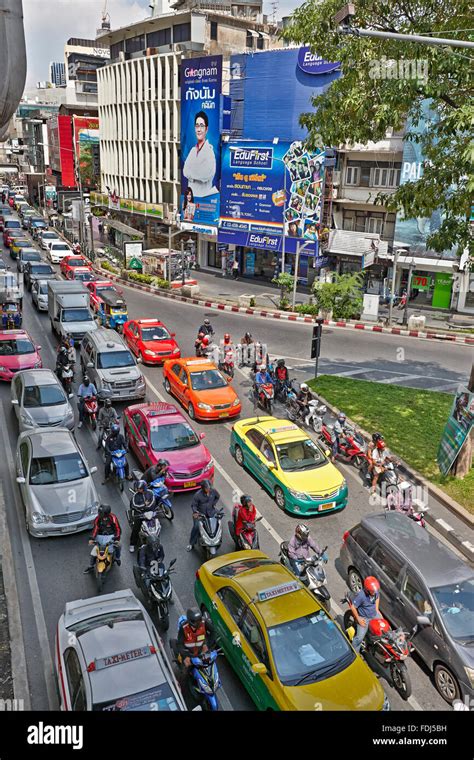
[91,645,155,671]
[138,319,161,324]
[268,425,299,434]
[257,581,301,602]
[185,359,211,366]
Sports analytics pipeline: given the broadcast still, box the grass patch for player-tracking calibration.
[308,375,473,513]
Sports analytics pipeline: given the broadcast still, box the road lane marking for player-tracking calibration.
[0,402,57,709]
[407,695,423,711]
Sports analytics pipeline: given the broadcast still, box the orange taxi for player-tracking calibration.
[162,357,241,421]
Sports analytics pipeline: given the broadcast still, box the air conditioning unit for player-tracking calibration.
[119,51,126,62]
[146,47,157,56]
[332,170,341,185]
[174,44,187,53]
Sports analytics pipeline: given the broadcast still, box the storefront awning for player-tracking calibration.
[247,29,259,37]
[103,219,144,238]
[328,229,388,258]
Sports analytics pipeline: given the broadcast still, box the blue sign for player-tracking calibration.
[245,250,255,275]
[218,228,317,256]
[297,48,340,76]
[180,56,222,233]
[222,95,232,134]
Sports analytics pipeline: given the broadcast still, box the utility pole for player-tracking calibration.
[388,248,405,326]
[181,239,185,287]
[311,317,324,379]
[402,259,415,327]
[291,239,313,310]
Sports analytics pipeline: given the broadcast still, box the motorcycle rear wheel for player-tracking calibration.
[96,571,104,594]
[391,661,412,700]
[286,406,297,422]
[91,418,97,431]
[159,603,170,632]
[161,503,174,521]
[353,455,365,469]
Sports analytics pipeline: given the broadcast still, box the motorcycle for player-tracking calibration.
[228,505,262,551]
[59,364,73,395]
[83,395,98,430]
[129,472,174,521]
[197,509,224,560]
[254,381,274,415]
[279,542,331,613]
[133,558,176,631]
[91,534,116,594]
[319,422,368,468]
[219,347,234,379]
[342,595,421,700]
[386,484,428,528]
[110,448,127,492]
[138,510,162,543]
[171,618,222,711]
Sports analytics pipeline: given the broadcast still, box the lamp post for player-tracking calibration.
[291,239,314,311]
[402,256,416,327]
[181,239,186,286]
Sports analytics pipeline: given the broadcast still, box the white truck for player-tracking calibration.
[48,281,98,343]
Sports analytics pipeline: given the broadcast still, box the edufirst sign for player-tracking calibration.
[297,48,340,75]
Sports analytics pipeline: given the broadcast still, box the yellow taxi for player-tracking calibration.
[162,357,241,421]
[230,417,348,516]
[194,551,388,711]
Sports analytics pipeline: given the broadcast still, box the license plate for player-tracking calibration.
[319,502,336,512]
[219,412,229,418]
[184,481,197,488]
[61,526,74,533]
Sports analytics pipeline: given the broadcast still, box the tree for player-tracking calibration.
[312,271,364,319]
[283,0,473,254]
[272,272,295,309]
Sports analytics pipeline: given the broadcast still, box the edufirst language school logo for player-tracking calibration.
[230,147,273,169]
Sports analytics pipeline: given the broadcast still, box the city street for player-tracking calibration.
[1,229,471,713]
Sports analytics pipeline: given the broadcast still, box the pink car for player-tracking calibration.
[0,330,42,381]
[124,402,214,493]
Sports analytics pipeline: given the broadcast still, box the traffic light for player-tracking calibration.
[311,322,322,359]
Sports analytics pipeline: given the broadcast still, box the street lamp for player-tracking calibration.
[402,255,416,327]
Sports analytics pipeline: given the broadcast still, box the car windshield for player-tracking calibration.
[69,610,143,635]
[24,384,66,407]
[75,272,94,281]
[93,684,180,712]
[29,452,88,484]
[52,244,69,251]
[15,242,29,248]
[42,233,57,239]
[38,283,48,295]
[66,259,84,267]
[97,350,135,369]
[431,579,474,643]
[30,265,53,275]
[61,308,91,323]
[6,221,20,228]
[190,369,227,391]
[22,252,41,261]
[0,339,35,355]
[150,421,199,451]
[276,438,326,471]
[141,326,170,341]
[268,611,355,686]
[96,286,116,295]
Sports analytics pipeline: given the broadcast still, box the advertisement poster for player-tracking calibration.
[219,140,325,253]
[437,386,474,475]
[73,116,100,189]
[180,56,222,233]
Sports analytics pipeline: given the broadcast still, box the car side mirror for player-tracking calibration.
[36,345,41,351]
[325,449,331,457]
[11,399,18,405]
[87,362,93,368]
[53,316,59,322]
[90,466,98,474]
[16,476,26,484]
[227,376,232,383]
[171,332,176,337]
[169,558,177,568]
[199,432,206,440]
[416,615,432,627]
[137,356,142,364]
[267,462,276,470]
[138,442,146,448]
[251,663,267,675]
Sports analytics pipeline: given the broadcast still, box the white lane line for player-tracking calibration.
[378,374,424,385]
[407,695,423,711]
[436,519,454,532]
[0,402,57,709]
[329,369,373,377]
[0,481,31,708]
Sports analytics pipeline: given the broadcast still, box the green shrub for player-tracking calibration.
[249,297,256,307]
[127,271,170,289]
[100,260,118,274]
[312,271,363,319]
[295,303,319,315]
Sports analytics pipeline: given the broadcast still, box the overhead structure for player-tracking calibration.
[0,0,27,132]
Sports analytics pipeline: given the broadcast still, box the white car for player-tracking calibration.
[39,230,62,251]
[55,590,188,711]
[48,241,73,263]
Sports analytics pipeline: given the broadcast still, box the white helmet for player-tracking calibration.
[300,383,309,392]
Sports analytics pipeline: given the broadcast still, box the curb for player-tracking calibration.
[313,392,474,565]
[89,263,474,346]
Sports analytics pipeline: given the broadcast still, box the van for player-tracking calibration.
[80,328,146,401]
[340,511,474,705]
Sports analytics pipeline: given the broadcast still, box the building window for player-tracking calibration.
[246,32,254,49]
[367,215,383,234]
[210,21,218,40]
[345,166,360,186]
[371,167,401,188]
[147,28,171,47]
[110,41,124,61]
[125,34,145,54]
[256,35,264,50]
[173,23,191,43]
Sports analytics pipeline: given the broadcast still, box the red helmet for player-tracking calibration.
[198,332,205,339]
[368,618,390,637]
[364,576,380,594]
[202,336,210,346]
[224,333,231,344]
[376,440,386,450]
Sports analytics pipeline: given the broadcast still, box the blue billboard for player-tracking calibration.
[180,56,222,233]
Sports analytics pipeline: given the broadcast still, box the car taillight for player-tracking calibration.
[87,661,96,672]
[195,569,200,580]
[342,530,350,544]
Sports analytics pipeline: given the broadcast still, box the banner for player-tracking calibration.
[437,386,474,476]
[73,116,100,189]
[180,55,222,233]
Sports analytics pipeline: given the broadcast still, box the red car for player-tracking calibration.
[123,402,214,492]
[85,280,122,311]
[67,267,95,283]
[123,318,181,365]
[0,329,42,381]
[3,221,22,246]
[59,255,89,277]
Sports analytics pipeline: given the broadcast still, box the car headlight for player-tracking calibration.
[382,694,391,711]
[145,350,157,356]
[172,347,180,354]
[102,381,111,390]
[85,503,99,518]
[197,402,212,411]
[0,366,7,372]
[232,398,240,407]
[20,411,33,424]
[34,361,41,368]
[203,459,214,472]
[31,511,52,525]
[137,377,146,387]
[289,490,311,501]
[464,667,474,687]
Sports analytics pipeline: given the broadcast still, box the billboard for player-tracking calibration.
[73,116,100,189]
[219,140,325,253]
[437,386,474,476]
[180,56,222,234]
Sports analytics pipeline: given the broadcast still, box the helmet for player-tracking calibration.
[300,383,309,392]
[186,607,203,630]
[295,524,310,542]
[157,458,169,469]
[111,423,120,435]
[83,375,90,386]
[224,333,231,344]
[364,576,380,595]
[202,336,210,346]
[368,618,390,637]
[200,479,211,492]
[376,440,386,450]
[136,479,147,491]
[60,346,67,354]
[245,332,252,340]
[146,534,160,550]
[204,318,210,326]
[277,359,285,367]
[98,504,111,518]
[198,332,205,339]
[240,494,252,507]
[372,432,384,444]
[338,412,347,421]
[105,398,112,407]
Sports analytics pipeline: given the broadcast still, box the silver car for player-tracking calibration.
[11,369,75,432]
[31,279,49,311]
[55,589,187,711]
[15,428,99,537]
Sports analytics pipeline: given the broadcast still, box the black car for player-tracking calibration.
[340,512,474,705]
[17,249,42,273]
[24,261,56,291]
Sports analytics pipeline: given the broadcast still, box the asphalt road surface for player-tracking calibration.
[1,227,471,713]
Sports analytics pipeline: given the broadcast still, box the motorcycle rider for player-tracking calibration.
[129,479,156,553]
[143,458,169,486]
[348,576,382,652]
[198,318,214,337]
[96,397,119,449]
[234,494,257,543]
[332,412,349,461]
[83,504,121,572]
[240,331,254,345]
[287,524,325,577]
[103,423,131,482]
[137,534,165,590]
[177,608,215,669]
[254,364,274,406]
[66,333,76,371]
[77,375,97,428]
[296,382,313,419]
[369,439,394,493]
[55,344,69,375]
[186,479,220,552]
[366,432,384,481]
[195,331,205,356]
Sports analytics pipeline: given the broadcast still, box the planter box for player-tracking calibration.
[239,294,256,308]
[181,284,200,297]
[408,314,426,330]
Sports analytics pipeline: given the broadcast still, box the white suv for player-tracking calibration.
[48,241,73,263]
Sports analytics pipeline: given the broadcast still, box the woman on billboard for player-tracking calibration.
[183,111,217,198]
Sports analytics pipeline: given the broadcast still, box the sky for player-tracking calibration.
[23,0,298,86]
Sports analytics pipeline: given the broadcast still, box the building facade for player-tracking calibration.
[49,61,66,88]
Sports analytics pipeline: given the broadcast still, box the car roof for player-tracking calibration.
[360,512,474,588]
[88,328,128,350]
[136,319,164,327]
[0,329,30,339]
[179,358,217,371]
[127,401,181,423]
[238,417,307,443]
[17,368,60,386]
[24,428,76,457]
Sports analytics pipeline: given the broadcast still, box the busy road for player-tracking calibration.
[0,212,472,713]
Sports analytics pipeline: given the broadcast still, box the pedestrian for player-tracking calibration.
[232,257,239,279]
[221,251,227,277]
